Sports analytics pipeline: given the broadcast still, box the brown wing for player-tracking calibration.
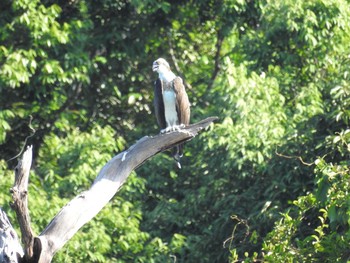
[173,76,190,126]
[154,78,166,129]
[172,76,190,164]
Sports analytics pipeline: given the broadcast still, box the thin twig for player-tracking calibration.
[275,149,314,166]
[223,215,250,249]
[206,31,223,93]
[7,116,36,162]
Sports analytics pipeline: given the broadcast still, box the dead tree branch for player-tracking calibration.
[31,116,218,262]
[10,145,35,261]
[0,117,217,262]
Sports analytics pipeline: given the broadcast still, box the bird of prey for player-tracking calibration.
[152,58,190,168]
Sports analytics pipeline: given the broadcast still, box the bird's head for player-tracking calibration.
[152,58,171,74]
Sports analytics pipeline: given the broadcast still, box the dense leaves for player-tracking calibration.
[1,0,350,262]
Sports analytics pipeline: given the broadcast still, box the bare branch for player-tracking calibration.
[10,145,35,261]
[7,116,36,162]
[34,117,218,263]
[275,149,314,166]
[206,31,223,93]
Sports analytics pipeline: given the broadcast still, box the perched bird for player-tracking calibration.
[152,58,190,168]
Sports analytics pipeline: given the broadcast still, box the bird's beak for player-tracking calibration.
[152,62,159,72]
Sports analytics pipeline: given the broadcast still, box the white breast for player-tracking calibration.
[159,71,176,82]
[163,90,178,127]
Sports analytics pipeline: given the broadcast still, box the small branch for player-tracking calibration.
[0,208,24,263]
[7,116,36,162]
[206,31,223,93]
[275,149,314,166]
[34,117,218,263]
[10,145,35,261]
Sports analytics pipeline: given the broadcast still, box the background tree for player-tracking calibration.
[1,0,350,262]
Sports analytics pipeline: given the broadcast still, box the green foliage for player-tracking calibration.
[1,0,350,262]
[213,60,286,171]
[36,125,123,197]
[261,136,350,263]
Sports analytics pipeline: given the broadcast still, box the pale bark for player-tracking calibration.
[0,208,24,263]
[3,117,217,263]
[10,145,35,261]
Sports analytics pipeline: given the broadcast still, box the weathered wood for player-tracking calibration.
[34,117,218,262]
[10,145,35,261]
[0,208,24,263]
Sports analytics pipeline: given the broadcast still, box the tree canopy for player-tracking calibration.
[1,0,350,262]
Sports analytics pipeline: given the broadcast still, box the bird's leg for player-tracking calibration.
[160,124,186,134]
[170,126,179,132]
[160,126,173,133]
[172,123,187,131]
[160,128,168,134]
[172,125,182,131]
[160,127,173,134]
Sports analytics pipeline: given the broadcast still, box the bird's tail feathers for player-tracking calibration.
[173,152,182,169]
[173,145,183,169]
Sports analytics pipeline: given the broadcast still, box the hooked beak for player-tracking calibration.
[152,62,159,72]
